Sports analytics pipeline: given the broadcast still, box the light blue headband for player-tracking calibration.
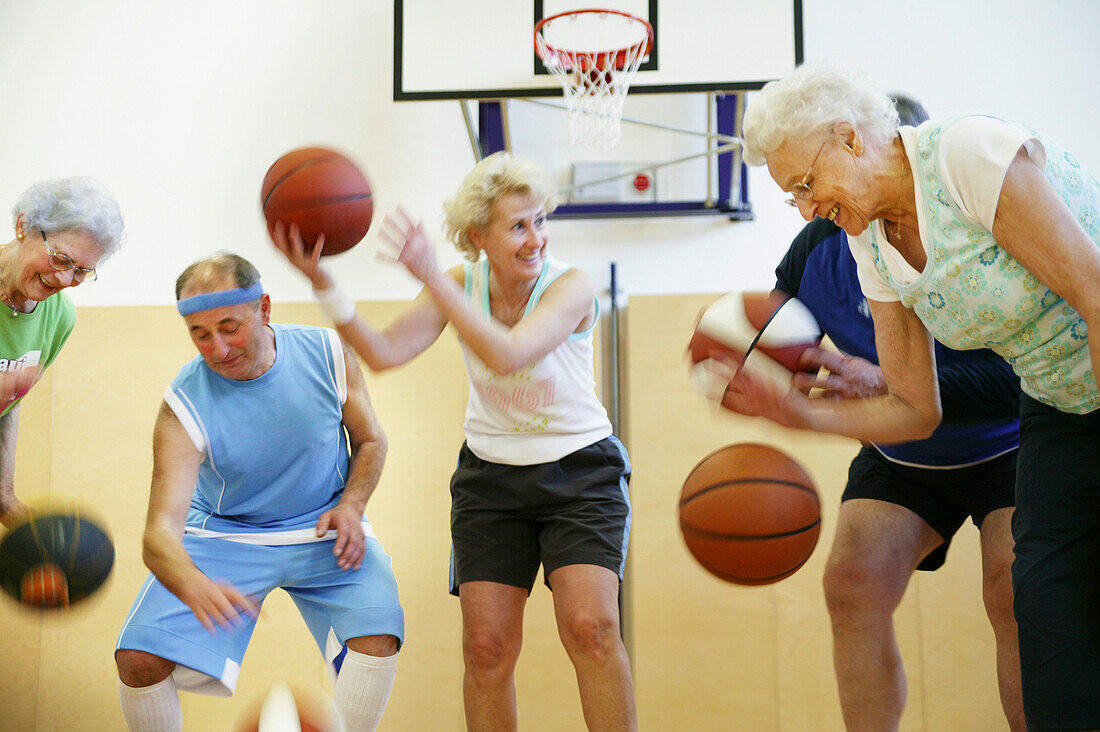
[177,282,264,315]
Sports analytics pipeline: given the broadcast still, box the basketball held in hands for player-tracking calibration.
[261,146,374,256]
[688,290,822,404]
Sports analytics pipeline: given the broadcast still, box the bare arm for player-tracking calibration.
[720,299,942,443]
[313,341,388,570]
[381,212,595,374]
[0,367,41,526]
[0,408,24,527]
[991,149,1100,394]
[143,401,257,631]
[270,221,449,371]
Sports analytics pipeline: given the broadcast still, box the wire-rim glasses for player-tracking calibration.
[41,230,97,282]
[784,137,830,207]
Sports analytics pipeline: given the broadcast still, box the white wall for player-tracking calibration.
[1,0,1097,307]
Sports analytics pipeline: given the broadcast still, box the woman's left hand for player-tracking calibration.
[707,353,812,429]
[378,208,443,285]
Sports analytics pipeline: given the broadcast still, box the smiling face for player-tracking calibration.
[8,224,104,303]
[470,191,548,284]
[766,126,879,237]
[180,278,275,381]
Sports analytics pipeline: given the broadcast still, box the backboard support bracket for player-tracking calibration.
[464,94,752,221]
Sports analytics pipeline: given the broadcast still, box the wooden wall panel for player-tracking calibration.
[0,295,1010,731]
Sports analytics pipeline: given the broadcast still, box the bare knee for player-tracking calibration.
[463,628,520,679]
[115,649,176,688]
[823,553,908,623]
[345,634,400,658]
[558,609,620,662]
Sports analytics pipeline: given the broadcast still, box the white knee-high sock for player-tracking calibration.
[118,676,183,732]
[333,649,398,731]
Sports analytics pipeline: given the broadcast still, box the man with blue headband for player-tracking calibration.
[114,252,402,731]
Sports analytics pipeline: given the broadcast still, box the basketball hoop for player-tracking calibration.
[535,9,653,148]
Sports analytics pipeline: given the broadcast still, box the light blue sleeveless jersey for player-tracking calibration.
[165,324,350,533]
[866,115,1100,413]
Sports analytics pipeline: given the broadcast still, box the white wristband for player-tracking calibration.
[313,284,356,325]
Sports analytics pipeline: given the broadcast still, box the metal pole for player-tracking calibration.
[608,262,621,437]
[459,100,483,162]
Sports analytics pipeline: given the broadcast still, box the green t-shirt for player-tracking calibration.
[0,292,76,417]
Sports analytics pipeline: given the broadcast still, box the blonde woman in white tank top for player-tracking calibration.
[274,152,636,732]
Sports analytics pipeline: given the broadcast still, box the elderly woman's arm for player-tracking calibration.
[992,149,1100,394]
[720,298,942,443]
[0,408,26,527]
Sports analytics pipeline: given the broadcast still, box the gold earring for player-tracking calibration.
[16,232,24,241]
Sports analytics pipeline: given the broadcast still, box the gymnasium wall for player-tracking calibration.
[3,296,1004,730]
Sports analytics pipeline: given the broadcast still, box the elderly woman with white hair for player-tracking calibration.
[274,151,636,731]
[719,62,1100,731]
[0,177,125,527]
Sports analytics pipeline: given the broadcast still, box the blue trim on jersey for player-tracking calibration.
[788,225,1019,466]
[168,324,350,532]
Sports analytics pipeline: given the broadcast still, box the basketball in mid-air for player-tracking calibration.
[261,146,373,256]
[679,443,820,585]
[688,290,822,403]
[0,503,115,608]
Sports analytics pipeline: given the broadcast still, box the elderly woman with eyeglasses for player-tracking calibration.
[714,62,1100,732]
[0,177,125,527]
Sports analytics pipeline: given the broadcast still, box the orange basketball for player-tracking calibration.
[679,443,820,585]
[261,146,373,256]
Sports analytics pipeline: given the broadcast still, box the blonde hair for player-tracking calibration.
[742,61,899,166]
[442,152,557,261]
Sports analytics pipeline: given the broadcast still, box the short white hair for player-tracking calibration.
[12,177,126,259]
[742,62,899,166]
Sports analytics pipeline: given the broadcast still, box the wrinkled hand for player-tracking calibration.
[378,208,442,285]
[316,503,365,570]
[270,220,332,290]
[174,573,258,633]
[791,348,887,399]
[706,353,811,429]
[1,366,39,409]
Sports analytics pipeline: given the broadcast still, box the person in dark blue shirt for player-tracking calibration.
[771,96,1024,731]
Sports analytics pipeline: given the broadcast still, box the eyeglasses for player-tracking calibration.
[784,137,830,207]
[40,230,97,282]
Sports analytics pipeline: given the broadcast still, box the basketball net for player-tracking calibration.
[535,9,653,149]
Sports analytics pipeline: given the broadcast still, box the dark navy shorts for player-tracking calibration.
[448,436,631,596]
[843,445,1016,571]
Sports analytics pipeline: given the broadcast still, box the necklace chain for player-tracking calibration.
[0,245,25,317]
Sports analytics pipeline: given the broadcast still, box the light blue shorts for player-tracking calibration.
[116,534,403,696]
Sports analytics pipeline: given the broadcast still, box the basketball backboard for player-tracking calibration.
[394,0,803,100]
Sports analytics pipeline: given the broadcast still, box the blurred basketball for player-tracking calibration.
[679,443,820,585]
[261,147,373,256]
[0,503,114,608]
[235,683,345,732]
[688,290,821,403]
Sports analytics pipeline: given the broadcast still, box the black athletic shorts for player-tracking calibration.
[448,436,631,596]
[1012,394,1100,731]
[843,445,1016,571]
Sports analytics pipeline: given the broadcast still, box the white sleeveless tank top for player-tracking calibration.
[459,256,612,465]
